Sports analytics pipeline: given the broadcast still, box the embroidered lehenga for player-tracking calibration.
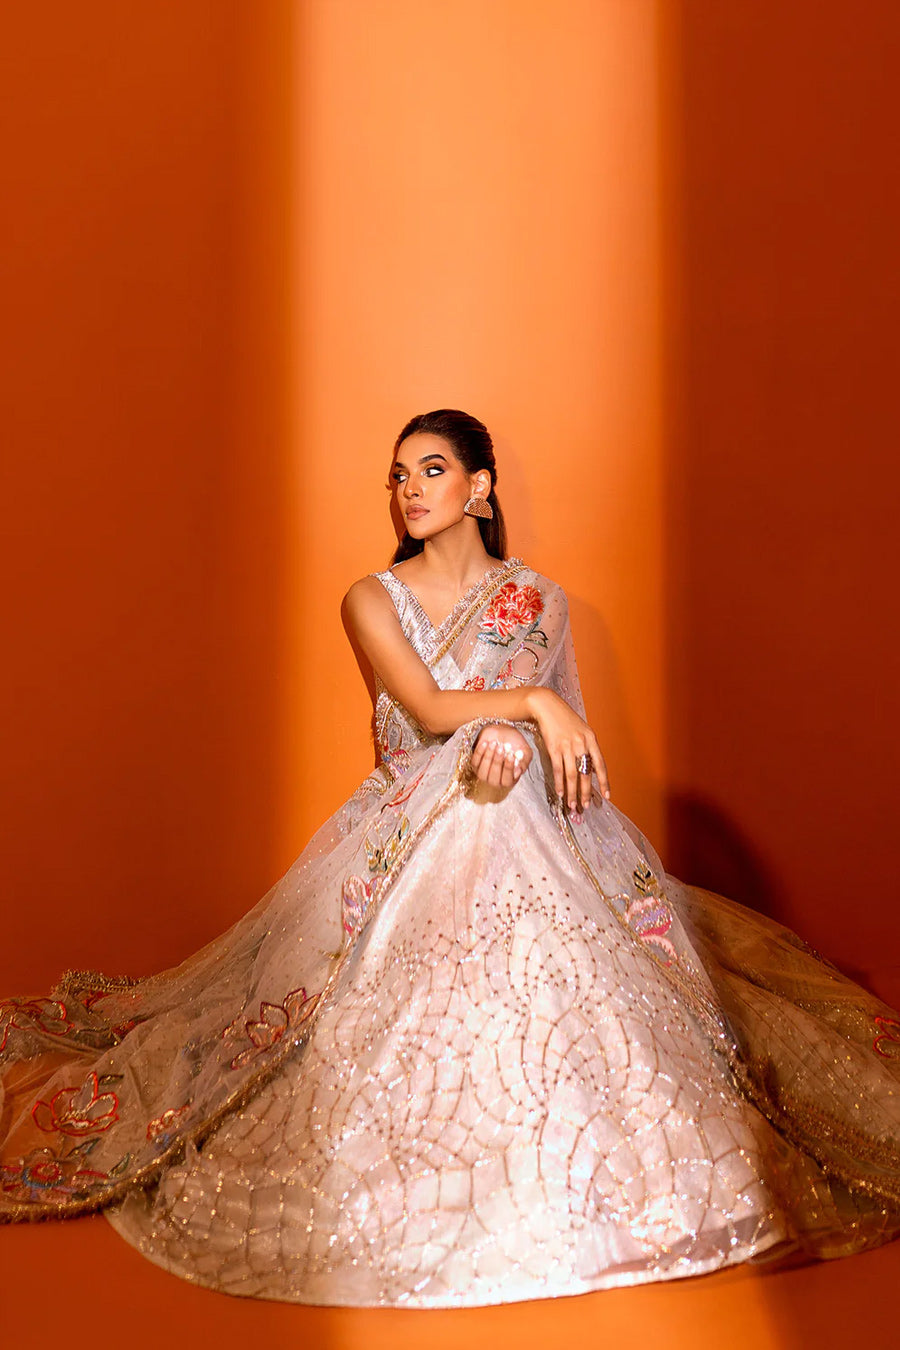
[3,557,900,1306]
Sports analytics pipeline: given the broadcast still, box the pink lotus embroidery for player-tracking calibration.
[32,1070,120,1137]
[222,987,317,1070]
[625,896,677,966]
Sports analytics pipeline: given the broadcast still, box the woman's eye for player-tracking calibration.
[424,466,443,476]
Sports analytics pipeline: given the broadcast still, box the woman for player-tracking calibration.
[2,408,900,1307]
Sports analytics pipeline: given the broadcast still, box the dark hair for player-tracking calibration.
[390,409,508,563]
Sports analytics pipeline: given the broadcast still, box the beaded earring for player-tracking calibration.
[463,495,494,520]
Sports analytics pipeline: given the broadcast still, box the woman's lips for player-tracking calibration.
[406,507,429,520]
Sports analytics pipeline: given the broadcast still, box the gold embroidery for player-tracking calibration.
[633,860,655,896]
[0,733,482,1225]
[728,1052,900,1207]
[556,808,732,1049]
[52,970,146,1000]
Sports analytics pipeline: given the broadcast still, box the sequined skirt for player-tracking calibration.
[103,765,900,1305]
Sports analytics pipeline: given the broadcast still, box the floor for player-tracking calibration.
[2,1213,898,1350]
[6,967,900,1350]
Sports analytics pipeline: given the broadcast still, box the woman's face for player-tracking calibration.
[390,433,489,543]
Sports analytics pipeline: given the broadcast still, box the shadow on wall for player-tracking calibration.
[659,1,900,968]
[666,792,786,921]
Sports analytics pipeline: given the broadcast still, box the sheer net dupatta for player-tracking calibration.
[672,880,900,1226]
[0,879,339,1222]
[370,560,586,788]
[0,563,575,1223]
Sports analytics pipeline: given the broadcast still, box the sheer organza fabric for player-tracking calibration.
[2,558,900,1305]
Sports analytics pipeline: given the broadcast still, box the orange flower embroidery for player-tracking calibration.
[479,583,545,646]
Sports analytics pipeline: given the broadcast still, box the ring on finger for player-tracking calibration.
[576,753,592,775]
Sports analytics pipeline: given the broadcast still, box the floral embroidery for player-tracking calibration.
[364,815,410,874]
[32,1071,122,1137]
[222,987,318,1071]
[378,739,411,771]
[378,716,412,772]
[342,874,385,937]
[108,1018,146,1040]
[77,989,112,1013]
[0,1142,109,1203]
[493,642,544,689]
[465,647,542,693]
[478,583,546,647]
[624,895,677,966]
[72,984,146,1037]
[146,1104,192,1144]
[623,863,677,966]
[380,766,427,812]
[0,997,71,1052]
[873,1016,900,1059]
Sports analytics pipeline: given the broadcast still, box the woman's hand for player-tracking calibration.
[471,725,532,792]
[526,688,610,813]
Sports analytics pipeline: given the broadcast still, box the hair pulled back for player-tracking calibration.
[390,409,508,564]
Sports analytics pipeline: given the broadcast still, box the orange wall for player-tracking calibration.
[1,0,897,997]
[660,2,900,970]
[1,0,665,993]
[0,3,299,988]
[285,0,666,854]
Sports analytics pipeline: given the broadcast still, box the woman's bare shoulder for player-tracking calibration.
[342,572,394,624]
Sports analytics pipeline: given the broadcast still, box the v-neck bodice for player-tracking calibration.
[367,556,527,768]
[371,557,524,661]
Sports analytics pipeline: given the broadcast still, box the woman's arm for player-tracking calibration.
[343,577,609,810]
[344,577,541,729]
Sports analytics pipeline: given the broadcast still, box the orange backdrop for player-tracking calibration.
[2,0,898,1005]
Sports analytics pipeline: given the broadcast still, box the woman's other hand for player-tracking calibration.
[526,688,610,813]
[471,725,532,792]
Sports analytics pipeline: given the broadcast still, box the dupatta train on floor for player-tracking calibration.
[2,556,900,1306]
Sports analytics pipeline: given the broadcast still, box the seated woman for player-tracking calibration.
[2,408,900,1307]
